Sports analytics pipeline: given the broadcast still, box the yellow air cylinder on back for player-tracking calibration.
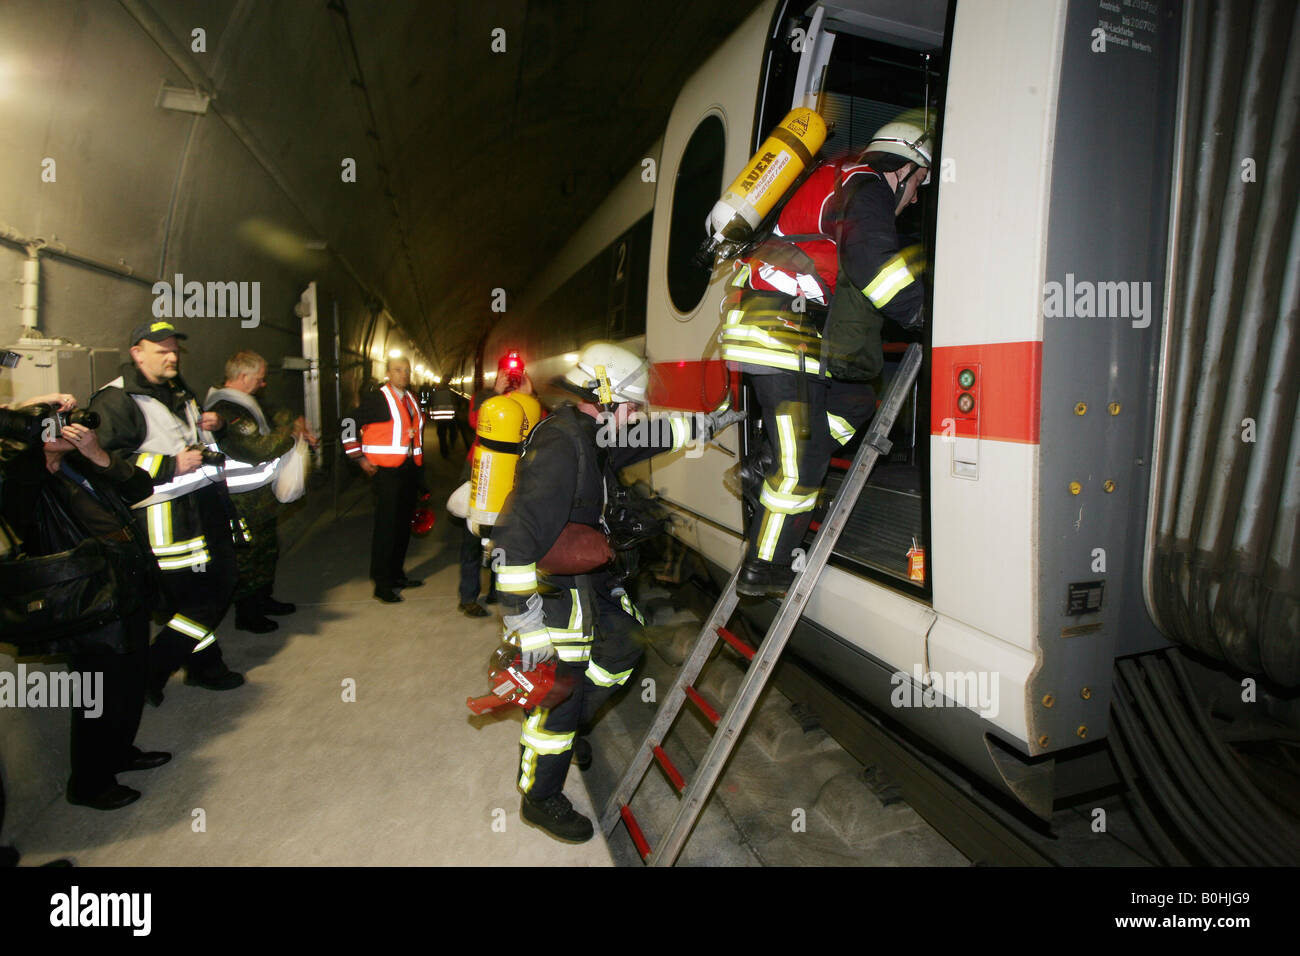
[507,392,542,438]
[706,107,827,247]
[469,395,526,534]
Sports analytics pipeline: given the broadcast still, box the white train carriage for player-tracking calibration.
[489,0,1297,819]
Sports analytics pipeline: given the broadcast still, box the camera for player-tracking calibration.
[0,404,99,444]
[499,350,525,390]
[187,444,226,466]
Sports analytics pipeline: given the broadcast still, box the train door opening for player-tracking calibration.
[750,2,948,594]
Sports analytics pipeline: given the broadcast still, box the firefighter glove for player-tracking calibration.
[504,594,554,671]
[698,406,747,444]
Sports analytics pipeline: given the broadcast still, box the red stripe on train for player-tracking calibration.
[653,343,1041,446]
[930,342,1041,445]
[650,360,738,412]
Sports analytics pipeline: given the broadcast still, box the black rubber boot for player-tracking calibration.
[184,646,245,691]
[735,558,795,598]
[234,596,279,633]
[147,630,194,706]
[573,737,593,772]
[520,792,594,843]
[258,583,296,616]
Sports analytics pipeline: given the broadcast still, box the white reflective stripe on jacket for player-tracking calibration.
[99,378,222,507]
[223,455,280,492]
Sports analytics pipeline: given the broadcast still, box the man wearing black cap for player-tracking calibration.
[89,321,245,702]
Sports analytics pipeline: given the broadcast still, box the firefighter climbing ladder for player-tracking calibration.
[599,343,923,866]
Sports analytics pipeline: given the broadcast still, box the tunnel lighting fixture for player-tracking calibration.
[564,352,579,362]
[389,348,402,358]
[156,81,211,114]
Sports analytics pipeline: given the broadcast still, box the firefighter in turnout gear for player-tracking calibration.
[206,350,317,633]
[493,342,742,843]
[342,356,426,603]
[719,111,933,598]
[89,320,246,702]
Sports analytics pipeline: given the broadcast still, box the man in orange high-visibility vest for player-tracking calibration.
[343,356,426,603]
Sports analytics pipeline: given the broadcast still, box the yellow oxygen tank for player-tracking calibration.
[508,392,542,438]
[699,107,827,262]
[469,395,526,534]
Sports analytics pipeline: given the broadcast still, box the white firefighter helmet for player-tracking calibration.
[863,109,935,184]
[563,342,651,406]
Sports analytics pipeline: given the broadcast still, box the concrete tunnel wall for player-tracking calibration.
[0,2,427,840]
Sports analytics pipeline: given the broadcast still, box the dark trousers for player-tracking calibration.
[370,459,419,588]
[67,614,150,796]
[519,581,643,800]
[436,421,457,458]
[744,374,875,566]
[150,486,239,686]
[458,519,494,604]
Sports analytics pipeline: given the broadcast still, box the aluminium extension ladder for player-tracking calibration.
[600,343,924,866]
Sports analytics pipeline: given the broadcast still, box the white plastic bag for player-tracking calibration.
[273,436,310,503]
[446,480,471,519]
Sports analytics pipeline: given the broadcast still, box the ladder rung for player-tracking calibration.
[716,626,755,661]
[684,685,720,726]
[619,805,652,861]
[653,745,686,793]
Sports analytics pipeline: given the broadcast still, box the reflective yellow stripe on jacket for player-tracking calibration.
[719,263,825,375]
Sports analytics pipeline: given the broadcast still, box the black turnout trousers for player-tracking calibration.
[149,484,239,685]
[743,373,875,566]
[518,574,645,801]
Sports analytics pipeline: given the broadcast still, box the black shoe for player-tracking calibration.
[520,792,594,844]
[67,784,141,811]
[482,593,499,605]
[117,750,171,773]
[374,587,403,603]
[235,614,279,633]
[458,601,489,618]
[735,558,795,598]
[573,737,592,772]
[261,596,297,616]
[395,577,424,589]
[184,668,245,691]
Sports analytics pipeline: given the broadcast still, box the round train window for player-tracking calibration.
[666,114,726,315]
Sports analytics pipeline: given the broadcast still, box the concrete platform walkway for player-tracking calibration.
[5,446,613,866]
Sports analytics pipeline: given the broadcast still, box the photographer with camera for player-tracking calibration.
[1,393,172,810]
[89,321,245,703]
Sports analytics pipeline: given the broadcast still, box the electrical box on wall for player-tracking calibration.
[0,343,122,406]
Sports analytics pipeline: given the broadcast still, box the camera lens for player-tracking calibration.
[66,409,100,429]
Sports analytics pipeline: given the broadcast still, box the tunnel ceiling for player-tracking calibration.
[139,0,766,370]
